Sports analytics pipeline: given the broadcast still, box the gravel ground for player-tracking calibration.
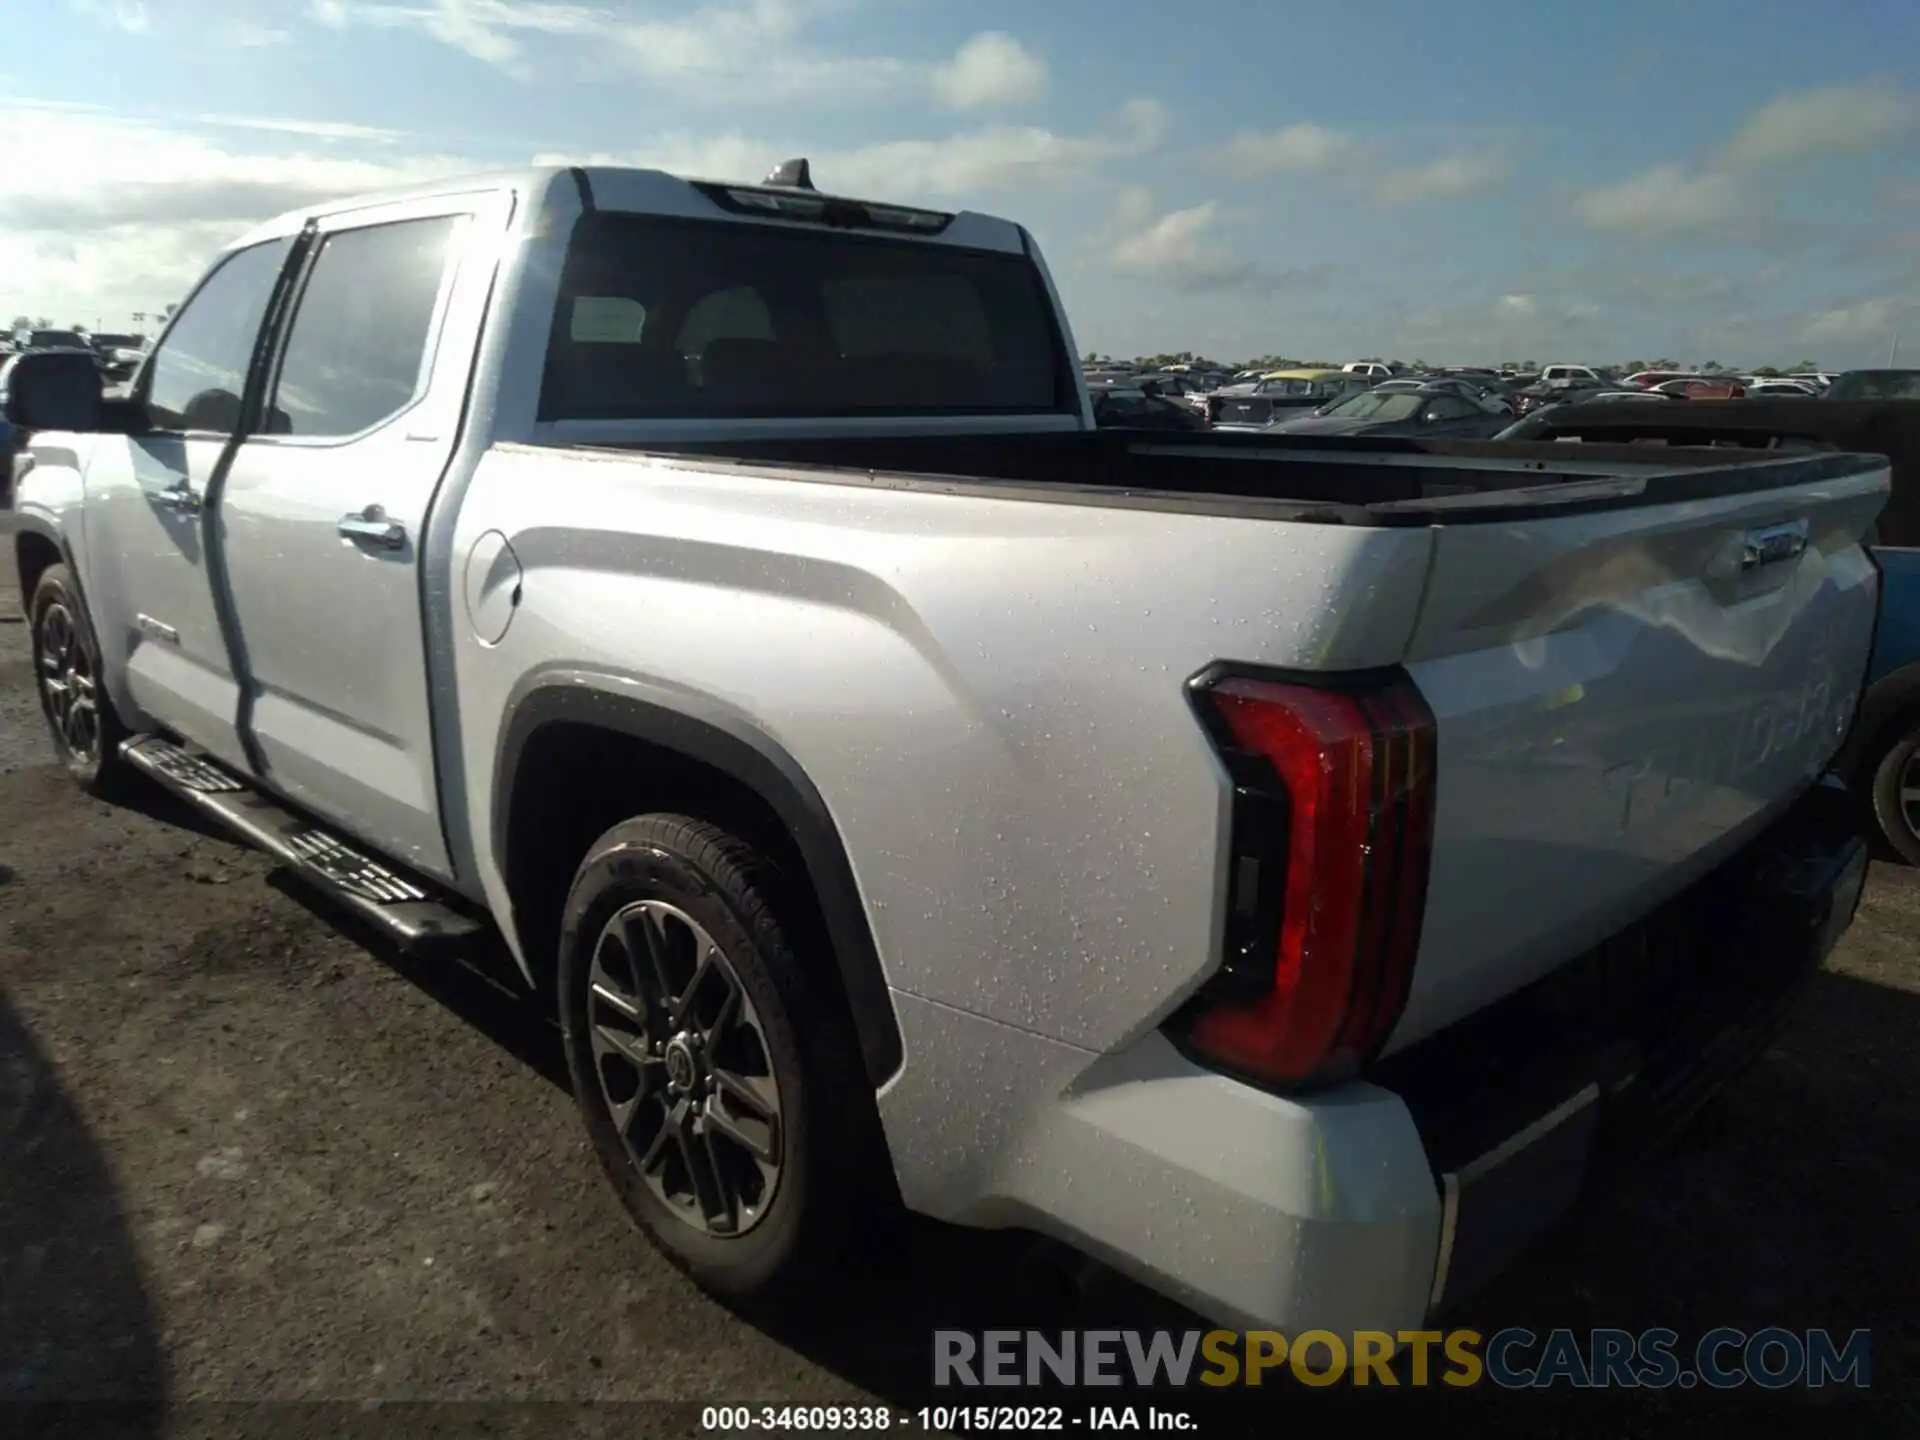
[0,573,1914,1438]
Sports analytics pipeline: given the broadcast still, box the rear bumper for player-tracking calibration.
[880,777,1866,1333]
[1377,774,1868,1311]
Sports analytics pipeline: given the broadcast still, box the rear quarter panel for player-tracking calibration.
[451,445,1438,1053]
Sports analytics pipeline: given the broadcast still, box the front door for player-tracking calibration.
[79,237,296,772]
[216,193,504,881]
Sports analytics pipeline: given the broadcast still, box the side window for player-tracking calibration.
[570,296,647,343]
[144,238,293,435]
[676,287,775,358]
[265,215,462,438]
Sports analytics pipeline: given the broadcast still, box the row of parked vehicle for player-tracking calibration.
[1,327,150,383]
[1086,358,1920,438]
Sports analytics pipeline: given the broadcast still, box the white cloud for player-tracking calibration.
[932,32,1047,111]
[218,21,292,47]
[1498,293,1537,316]
[1574,164,1742,235]
[1111,203,1218,273]
[0,101,471,321]
[195,114,408,142]
[1213,126,1511,208]
[537,99,1168,202]
[1111,184,1156,233]
[1725,81,1915,168]
[1374,150,1509,205]
[310,1,1041,109]
[71,0,150,33]
[1802,299,1898,344]
[1216,123,1357,174]
[306,0,604,76]
[1103,193,1323,296]
[604,2,917,105]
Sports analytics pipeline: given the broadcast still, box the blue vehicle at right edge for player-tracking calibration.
[1843,545,1920,863]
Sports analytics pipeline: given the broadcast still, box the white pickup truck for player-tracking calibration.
[6,160,1885,1338]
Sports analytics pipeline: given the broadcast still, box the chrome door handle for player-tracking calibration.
[337,508,408,551]
[153,482,201,513]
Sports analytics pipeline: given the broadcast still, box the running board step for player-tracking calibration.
[121,736,484,956]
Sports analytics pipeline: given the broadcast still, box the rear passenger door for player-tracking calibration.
[216,190,509,881]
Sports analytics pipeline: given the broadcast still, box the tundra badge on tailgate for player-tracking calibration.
[1742,519,1811,571]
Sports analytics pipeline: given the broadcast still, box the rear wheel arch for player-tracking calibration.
[1838,663,1920,782]
[493,680,904,1088]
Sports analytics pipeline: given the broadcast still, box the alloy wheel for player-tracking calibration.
[36,601,100,766]
[586,899,784,1237]
[1898,748,1920,849]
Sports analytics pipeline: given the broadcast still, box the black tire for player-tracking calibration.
[1868,720,1920,865]
[28,564,132,798]
[557,813,879,1310]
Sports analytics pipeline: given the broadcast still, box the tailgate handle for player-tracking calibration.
[1740,519,1810,572]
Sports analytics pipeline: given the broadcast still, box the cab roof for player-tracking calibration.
[227,164,1029,255]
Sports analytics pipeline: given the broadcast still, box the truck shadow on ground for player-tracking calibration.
[271,869,1916,1435]
[0,984,166,1436]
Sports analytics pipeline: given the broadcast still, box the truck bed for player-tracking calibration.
[565,427,1888,526]
[1501,397,1920,544]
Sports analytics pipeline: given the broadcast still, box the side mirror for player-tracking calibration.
[3,350,103,432]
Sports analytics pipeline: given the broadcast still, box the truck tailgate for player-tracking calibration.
[1385,457,1888,1052]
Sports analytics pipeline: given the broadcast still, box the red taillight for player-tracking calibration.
[1180,673,1437,1088]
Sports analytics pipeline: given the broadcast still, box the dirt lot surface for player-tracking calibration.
[1,574,1915,1438]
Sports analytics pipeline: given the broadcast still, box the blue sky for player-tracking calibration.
[4,0,1917,366]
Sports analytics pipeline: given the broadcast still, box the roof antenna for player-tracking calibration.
[764,158,815,190]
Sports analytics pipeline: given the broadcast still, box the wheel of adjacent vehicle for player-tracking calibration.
[29,564,131,797]
[1868,721,1920,866]
[557,814,877,1309]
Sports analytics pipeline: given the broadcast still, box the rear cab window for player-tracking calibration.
[539,211,1074,420]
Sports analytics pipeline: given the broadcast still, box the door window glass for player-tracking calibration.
[145,238,294,434]
[265,215,462,438]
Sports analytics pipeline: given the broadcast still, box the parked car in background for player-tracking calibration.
[1512,377,1608,415]
[87,332,148,383]
[1826,369,1920,401]
[1744,379,1820,398]
[21,328,91,354]
[1341,360,1399,379]
[1400,374,1515,413]
[1618,370,1698,390]
[1491,389,1682,437]
[1207,368,1369,428]
[1539,363,1609,388]
[1653,377,1746,399]
[1132,372,1214,412]
[1089,384,1211,431]
[1268,383,1514,438]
